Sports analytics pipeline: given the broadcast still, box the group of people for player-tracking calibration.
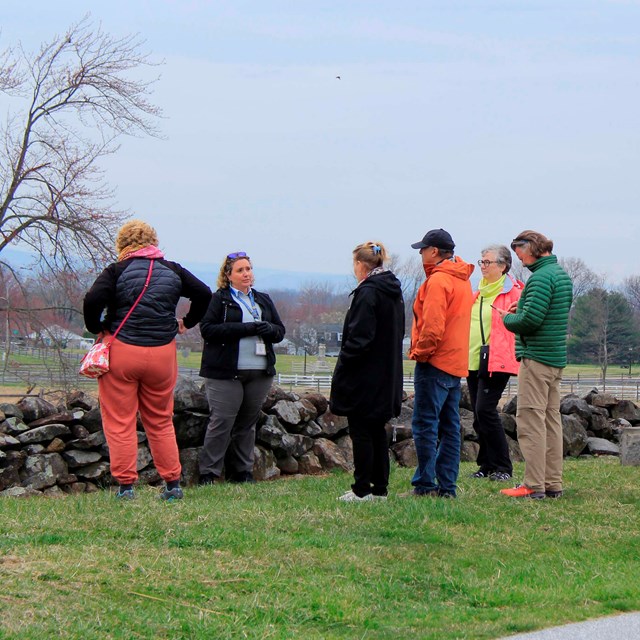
[329,228,572,503]
[83,219,572,504]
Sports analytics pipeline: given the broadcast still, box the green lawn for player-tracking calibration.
[5,347,638,380]
[1,458,639,639]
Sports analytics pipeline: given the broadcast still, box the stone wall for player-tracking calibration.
[1,378,637,497]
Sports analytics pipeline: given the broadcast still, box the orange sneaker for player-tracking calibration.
[500,485,545,499]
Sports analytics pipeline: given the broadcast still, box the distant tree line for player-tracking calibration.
[2,254,640,381]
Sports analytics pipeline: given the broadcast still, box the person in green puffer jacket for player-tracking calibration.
[493,230,573,500]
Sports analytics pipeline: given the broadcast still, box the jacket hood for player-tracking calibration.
[503,273,525,293]
[423,256,475,281]
[357,270,403,299]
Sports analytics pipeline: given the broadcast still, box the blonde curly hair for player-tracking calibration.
[116,220,159,260]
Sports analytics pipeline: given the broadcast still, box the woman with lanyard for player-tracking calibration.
[467,244,523,482]
[198,252,286,484]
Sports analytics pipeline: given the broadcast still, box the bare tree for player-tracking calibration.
[0,18,161,273]
[509,260,529,285]
[297,281,344,319]
[390,253,424,333]
[558,257,603,299]
[622,275,640,314]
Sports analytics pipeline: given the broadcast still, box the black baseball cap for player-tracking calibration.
[411,228,455,251]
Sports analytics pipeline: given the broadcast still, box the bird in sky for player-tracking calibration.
[336,75,341,79]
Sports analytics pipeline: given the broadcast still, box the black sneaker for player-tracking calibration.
[545,489,563,499]
[470,470,490,479]
[198,473,219,486]
[489,471,512,482]
[227,471,256,484]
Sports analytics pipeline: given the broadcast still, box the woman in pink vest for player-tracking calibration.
[467,244,523,482]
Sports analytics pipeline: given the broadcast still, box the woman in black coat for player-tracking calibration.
[198,252,285,484]
[330,241,405,501]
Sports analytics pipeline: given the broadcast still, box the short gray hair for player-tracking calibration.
[481,244,512,274]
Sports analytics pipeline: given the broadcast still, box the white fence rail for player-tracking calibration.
[276,373,640,401]
[2,345,639,401]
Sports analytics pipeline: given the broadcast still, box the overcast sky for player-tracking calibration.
[3,1,639,283]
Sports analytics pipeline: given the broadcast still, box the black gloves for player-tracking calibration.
[245,322,259,336]
[254,321,273,336]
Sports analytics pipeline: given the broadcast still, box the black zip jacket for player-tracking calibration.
[199,287,286,379]
[83,257,212,346]
[330,270,405,422]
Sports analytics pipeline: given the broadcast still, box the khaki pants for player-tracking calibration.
[516,358,564,492]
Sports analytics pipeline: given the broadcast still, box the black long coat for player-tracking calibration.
[329,271,405,423]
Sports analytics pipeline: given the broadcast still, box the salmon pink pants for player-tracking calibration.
[98,338,181,485]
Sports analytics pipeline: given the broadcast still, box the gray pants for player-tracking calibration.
[199,371,273,478]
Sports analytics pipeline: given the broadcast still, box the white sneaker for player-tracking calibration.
[337,490,374,502]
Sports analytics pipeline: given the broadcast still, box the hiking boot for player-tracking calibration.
[338,490,374,502]
[489,471,512,482]
[545,489,563,499]
[470,469,490,479]
[198,473,219,486]
[160,486,184,501]
[227,471,256,484]
[115,488,135,500]
[500,485,545,499]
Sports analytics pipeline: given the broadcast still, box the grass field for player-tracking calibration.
[1,458,639,639]
[4,345,639,380]
[176,351,639,380]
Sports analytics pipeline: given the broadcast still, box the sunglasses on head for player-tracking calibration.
[227,252,247,259]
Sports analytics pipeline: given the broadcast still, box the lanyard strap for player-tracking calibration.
[233,289,260,320]
[479,296,487,345]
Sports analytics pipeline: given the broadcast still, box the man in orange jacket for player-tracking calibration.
[408,229,474,497]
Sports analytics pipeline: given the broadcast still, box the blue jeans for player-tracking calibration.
[411,362,462,496]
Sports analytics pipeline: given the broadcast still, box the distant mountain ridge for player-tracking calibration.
[2,247,354,292]
[184,262,355,292]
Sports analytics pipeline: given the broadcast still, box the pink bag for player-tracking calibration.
[79,339,112,378]
[79,260,155,379]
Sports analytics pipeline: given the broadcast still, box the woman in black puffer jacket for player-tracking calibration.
[83,220,211,501]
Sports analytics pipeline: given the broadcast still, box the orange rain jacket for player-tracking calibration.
[409,256,475,377]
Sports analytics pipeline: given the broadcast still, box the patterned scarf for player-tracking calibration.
[366,266,388,279]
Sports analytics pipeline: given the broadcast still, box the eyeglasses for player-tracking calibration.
[477,260,499,267]
[227,252,247,260]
